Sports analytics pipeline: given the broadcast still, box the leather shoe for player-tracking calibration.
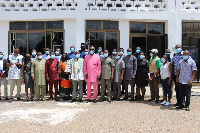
[93,99,97,103]
[185,107,190,111]
[176,105,184,109]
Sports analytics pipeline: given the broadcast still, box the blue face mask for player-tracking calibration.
[165,53,170,55]
[136,49,140,53]
[45,51,50,55]
[119,51,123,55]
[140,55,145,59]
[0,55,3,59]
[112,52,116,55]
[104,53,108,57]
[55,51,60,55]
[98,49,101,53]
[100,55,104,58]
[32,52,36,56]
[115,55,120,60]
[89,50,94,55]
[127,52,132,55]
[176,48,181,53]
[161,58,166,63]
[150,53,153,57]
[183,55,189,60]
[76,54,80,58]
[70,48,75,52]
[51,55,55,59]
[84,52,88,55]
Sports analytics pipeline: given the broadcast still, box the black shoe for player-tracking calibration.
[176,105,184,109]
[93,99,97,103]
[79,99,83,102]
[155,100,159,103]
[174,103,179,106]
[112,97,116,100]
[185,107,190,111]
[123,97,128,101]
[5,98,9,100]
[0,98,1,100]
[71,99,76,103]
[9,98,13,103]
[86,99,91,103]
[116,98,120,101]
[148,99,154,101]
[160,99,164,102]
[17,97,21,101]
[130,98,134,101]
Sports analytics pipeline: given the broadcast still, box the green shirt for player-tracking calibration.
[150,56,161,69]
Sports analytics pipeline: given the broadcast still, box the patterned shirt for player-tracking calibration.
[171,53,183,75]
[178,59,197,84]
[42,54,50,60]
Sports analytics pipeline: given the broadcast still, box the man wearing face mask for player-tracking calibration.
[55,48,62,62]
[31,49,37,61]
[42,48,51,60]
[45,52,59,101]
[80,44,86,59]
[176,50,197,111]
[31,52,46,101]
[84,46,101,103]
[148,49,161,103]
[67,51,84,102]
[7,48,23,101]
[110,49,117,60]
[68,45,76,60]
[99,50,114,103]
[96,47,103,56]
[0,52,8,100]
[119,48,126,95]
[135,47,141,58]
[123,48,137,101]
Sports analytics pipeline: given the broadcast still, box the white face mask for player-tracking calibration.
[38,56,42,59]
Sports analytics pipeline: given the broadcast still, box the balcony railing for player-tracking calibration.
[182,0,200,13]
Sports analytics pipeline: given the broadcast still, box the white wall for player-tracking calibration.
[119,20,129,54]
[0,21,9,58]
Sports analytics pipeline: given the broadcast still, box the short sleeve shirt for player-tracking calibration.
[172,53,183,75]
[114,59,125,82]
[178,59,197,84]
[101,57,114,79]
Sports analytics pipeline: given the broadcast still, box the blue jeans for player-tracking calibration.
[161,77,172,99]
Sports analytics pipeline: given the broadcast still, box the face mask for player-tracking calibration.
[127,52,132,55]
[112,52,116,55]
[104,53,108,57]
[45,51,50,55]
[100,55,104,58]
[176,48,181,53]
[89,50,94,55]
[165,53,170,55]
[115,55,120,60]
[161,58,166,63]
[38,56,42,59]
[32,52,36,56]
[76,54,80,58]
[119,51,123,55]
[0,55,3,59]
[183,55,189,60]
[70,48,75,52]
[55,51,60,55]
[98,49,101,53]
[150,53,153,57]
[51,55,55,59]
[136,49,140,53]
[140,55,145,59]
[84,52,88,55]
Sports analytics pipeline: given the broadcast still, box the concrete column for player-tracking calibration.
[75,18,85,51]
[0,21,9,58]
[119,19,129,54]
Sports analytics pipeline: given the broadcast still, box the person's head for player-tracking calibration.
[136,47,141,54]
[99,51,104,58]
[50,52,55,59]
[104,50,109,58]
[161,55,170,63]
[75,51,80,59]
[61,54,68,62]
[70,45,75,53]
[98,47,102,53]
[119,48,124,56]
[150,49,158,57]
[183,50,190,60]
[55,48,61,56]
[0,52,4,59]
[165,49,171,56]
[127,48,132,56]
[32,49,37,56]
[37,52,42,60]
[81,44,85,51]
[84,49,88,55]
[175,44,182,54]
[25,54,31,60]
[45,48,51,55]
[89,46,95,55]
[115,52,121,60]
[139,51,145,60]
[14,48,20,56]
[112,49,117,55]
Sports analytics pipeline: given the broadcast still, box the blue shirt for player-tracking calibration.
[172,53,183,75]
[55,55,62,62]
[68,53,76,60]
[42,54,50,60]
[178,59,197,84]
[79,50,85,59]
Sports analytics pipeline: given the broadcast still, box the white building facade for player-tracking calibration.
[0,0,199,80]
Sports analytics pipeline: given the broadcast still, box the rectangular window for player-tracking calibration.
[148,23,164,34]
[28,22,45,30]
[86,20,101,29]
[46,21,63,29]
[10,22,26,30]
[130,23,146,33]
[103,21,118,30]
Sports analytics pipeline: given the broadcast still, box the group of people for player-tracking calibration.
[0,44,197,111]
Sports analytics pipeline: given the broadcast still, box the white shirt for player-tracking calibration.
[0,59,3,73]
[160,62,170,80]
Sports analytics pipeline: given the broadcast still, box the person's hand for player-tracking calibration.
[15,63,19,66]
[188,80,193,86]
[46,78,49,82]
[120,76,123,81]
[132,75,135,79]
[168,79,171,85]
[21,78,24,83]
[110,75,113,79]
[176,77,179,84]
[97,75,100,80]
[32,76,35,81]
[85,74,88,79]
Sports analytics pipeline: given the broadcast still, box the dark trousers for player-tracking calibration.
[179,83,192,107]
[124,79,135,99]
[149,77,159,100]
[173,75,180,105]
[49,80,59,99]
[161,78,172,99]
